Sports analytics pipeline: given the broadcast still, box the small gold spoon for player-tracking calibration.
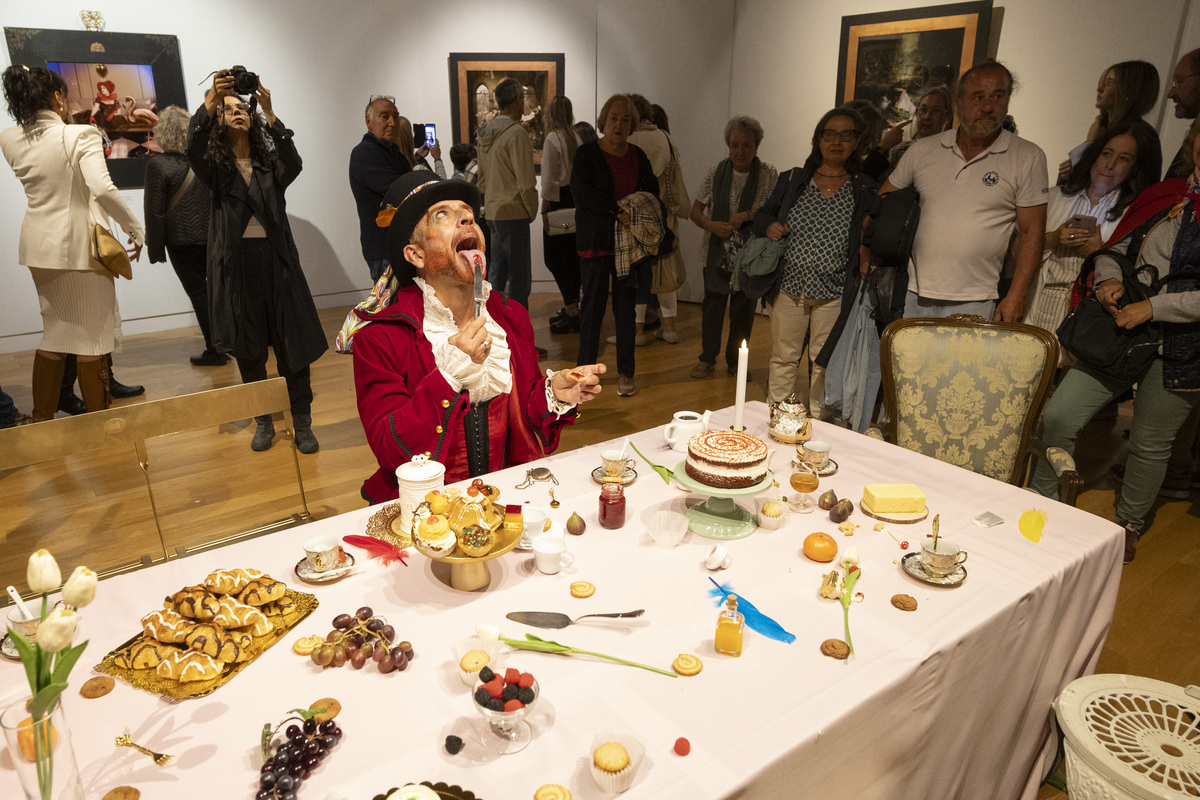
[115,734,174,766]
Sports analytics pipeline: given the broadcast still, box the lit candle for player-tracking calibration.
[733,340,748,430]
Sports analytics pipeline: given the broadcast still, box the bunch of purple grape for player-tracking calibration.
[257,717,342,800]
[309,606,414,673]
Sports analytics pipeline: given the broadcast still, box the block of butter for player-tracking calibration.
[862,484,927,514]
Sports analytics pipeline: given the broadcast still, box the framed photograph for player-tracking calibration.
[836,2,993,125]
[5,27,188,188]
[448,52,564,168]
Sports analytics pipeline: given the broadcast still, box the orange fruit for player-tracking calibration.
[790,471,819,493]
[16,716,57,762]
[802,532,838,563]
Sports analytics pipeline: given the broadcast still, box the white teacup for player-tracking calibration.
[920,538,968,578]
[801,440,832,468]
[6,606,38,641]
[601,449,635,478]
[304,535,344,573]
[533,537,574,574]
[521,507,548,549]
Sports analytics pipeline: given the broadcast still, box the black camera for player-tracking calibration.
[229,65,259,95]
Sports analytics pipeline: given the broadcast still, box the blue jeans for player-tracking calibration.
[366,259,390,285]
[1030,360,1200,529]
[487,219,532,308]
[0,387,16,427]
[903,291,996,320]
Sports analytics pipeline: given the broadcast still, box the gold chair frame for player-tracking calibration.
[0,378,310,579]
[876,314,1083,505]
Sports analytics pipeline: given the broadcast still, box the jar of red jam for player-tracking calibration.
[598,482,626,529]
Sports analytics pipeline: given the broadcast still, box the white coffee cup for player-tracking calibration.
[601,449,635,478]
[801,440,832,468]
[920,537,968,578]
[521,507,548,549]
[6,606,38,640]
[533,537,575,574]
[304,535,344,572]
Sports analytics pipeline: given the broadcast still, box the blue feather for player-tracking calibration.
[708,578,795,644]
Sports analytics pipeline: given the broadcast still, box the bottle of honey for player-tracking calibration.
[714,594,745,656]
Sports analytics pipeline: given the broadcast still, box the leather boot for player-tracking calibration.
[77,357,111,413]
[58,354,86,415]
[251,414,276,451]
[107,354,145,398]
[292,413,319,454]
[32,352,67,422]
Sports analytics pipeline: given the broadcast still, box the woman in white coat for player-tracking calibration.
[0,65,143,421]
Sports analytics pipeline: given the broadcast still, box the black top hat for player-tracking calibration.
[378,171,482,276]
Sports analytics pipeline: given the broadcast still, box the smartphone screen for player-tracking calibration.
[424,124,436,148]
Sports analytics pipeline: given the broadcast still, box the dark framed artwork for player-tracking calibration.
[836,2,993,125]
[5,27,188,188]
[448,53,564,168]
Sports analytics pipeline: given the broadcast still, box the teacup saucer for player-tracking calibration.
[900,552,966,587]
[591,466,637,486]
[294,552,356,584]
[0,634,19,661]
[791,457,838,477]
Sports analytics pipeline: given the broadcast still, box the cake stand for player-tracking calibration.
[672,462,774,540]
[420,524,521,591]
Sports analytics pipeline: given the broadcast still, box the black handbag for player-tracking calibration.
[1056,249,1162,383]
[864,186,920,268]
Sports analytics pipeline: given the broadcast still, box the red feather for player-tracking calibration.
[342,535,409,567]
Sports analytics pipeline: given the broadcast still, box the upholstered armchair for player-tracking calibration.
[871,315,1082,506]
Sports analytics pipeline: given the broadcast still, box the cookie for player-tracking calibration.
[534,785,571,800]
[102,788,140,800]
[292,635,323,656]
[593,741,631,773]
[672,654,703,676]
[820,638,850,660]
[80,676,115,699]
[459,649,490,672]
[569,581,595,598]
[891,593,918,612]
[310,697,341,722]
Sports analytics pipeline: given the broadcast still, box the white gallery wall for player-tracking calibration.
[1,0,1197,354]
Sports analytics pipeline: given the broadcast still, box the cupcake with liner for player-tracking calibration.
[755,497,786,530]
[589,731,645,793]
[452,635,504,687]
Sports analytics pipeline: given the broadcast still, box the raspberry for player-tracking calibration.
[503,699,525,712]
[517,672,534,688]
[483,676,505,699]
[502,684,519,701]
[517,687,535,704]
[486,698,504,712]
[504,667,521,685]
[478,666,495,683]
[444,735,463,755]
[474,688,491,706]
[674,737,690,756]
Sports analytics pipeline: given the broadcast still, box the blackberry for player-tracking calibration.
[474,688,492,706]
[444,734,464,755]
[502,684,519,701]
[517,687,535,704]
[485,697,505,712]
[478,666,495,683]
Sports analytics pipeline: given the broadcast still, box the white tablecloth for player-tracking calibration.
[0,402,1122,800]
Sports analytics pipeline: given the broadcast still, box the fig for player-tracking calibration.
[565,511,586,536]
[817,489,838,510]
[829,498,854,523]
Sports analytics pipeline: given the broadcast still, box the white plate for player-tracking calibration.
[294,552,356,583]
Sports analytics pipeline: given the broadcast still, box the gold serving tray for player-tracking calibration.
[94,588,318,700]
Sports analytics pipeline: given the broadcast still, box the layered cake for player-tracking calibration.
[685,431,769,489]
[862,484,926,514]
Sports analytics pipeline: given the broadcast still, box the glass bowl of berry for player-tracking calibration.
[472,666,538,754]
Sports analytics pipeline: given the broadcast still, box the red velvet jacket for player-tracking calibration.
[352,285,575,504]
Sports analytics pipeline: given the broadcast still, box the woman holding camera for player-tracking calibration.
[188,69,326,453]
[0,64,144,422]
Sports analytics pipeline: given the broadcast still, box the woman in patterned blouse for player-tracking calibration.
[752,107,878,414]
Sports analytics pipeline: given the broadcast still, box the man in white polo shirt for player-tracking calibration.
[881,61,1048,321]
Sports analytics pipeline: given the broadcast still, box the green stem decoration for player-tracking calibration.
[839,567,861,656]
[628,442,674,485]
[500,634,677,678]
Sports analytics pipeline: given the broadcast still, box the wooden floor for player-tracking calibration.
[3,293,1197,796]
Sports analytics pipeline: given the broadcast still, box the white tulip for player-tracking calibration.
[62,566,97,609]
[35,608,77,653]
[26,550,62,593]
[840,547,860,569]
[475,622,502,641]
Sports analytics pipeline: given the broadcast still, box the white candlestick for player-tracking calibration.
[733,339,748,430]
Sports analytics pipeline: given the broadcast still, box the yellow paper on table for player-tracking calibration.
[1019,509,1047,543]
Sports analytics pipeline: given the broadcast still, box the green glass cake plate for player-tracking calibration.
[672,462,774,540]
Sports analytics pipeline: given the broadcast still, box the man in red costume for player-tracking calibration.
[351,172,605,503]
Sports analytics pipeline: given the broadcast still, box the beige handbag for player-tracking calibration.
[64,127,133,279]
[545,207,576,236]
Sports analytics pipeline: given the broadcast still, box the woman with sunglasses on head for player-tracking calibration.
[752,107,878,417]
[1057,61,1161,183]
[188,69,326,453]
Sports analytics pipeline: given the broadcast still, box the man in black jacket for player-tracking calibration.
[349,95,411,283]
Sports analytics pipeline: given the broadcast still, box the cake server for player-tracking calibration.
[505,609,645,630]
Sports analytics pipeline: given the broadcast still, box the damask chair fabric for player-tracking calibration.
[876,315,1082,505]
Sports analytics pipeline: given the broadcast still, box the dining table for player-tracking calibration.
[0,401,1123,800]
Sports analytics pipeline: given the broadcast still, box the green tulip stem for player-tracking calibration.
[500,635,677,678]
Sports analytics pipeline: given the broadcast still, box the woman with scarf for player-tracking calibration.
[689,116,778,379]
[1031,118,1200,564]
